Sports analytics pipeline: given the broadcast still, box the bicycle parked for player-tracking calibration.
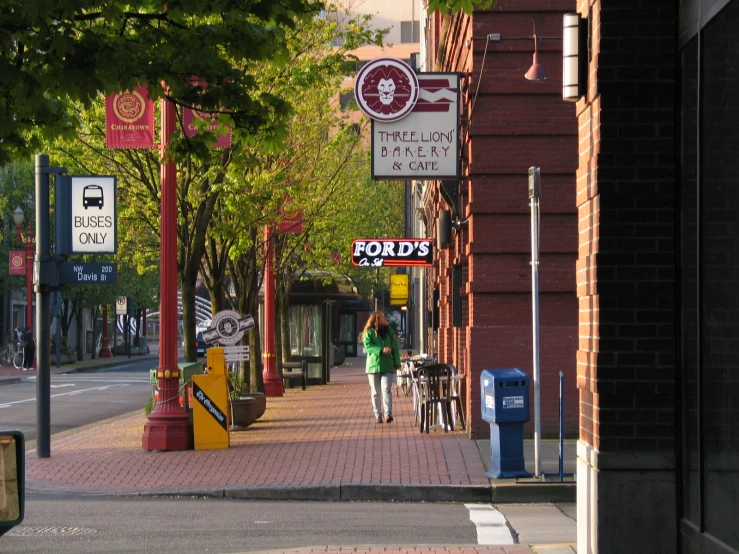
[0,343,24,369]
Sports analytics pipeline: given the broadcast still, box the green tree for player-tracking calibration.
[0,0,325,166]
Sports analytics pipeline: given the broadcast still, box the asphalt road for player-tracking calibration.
[2,495,481,553]
[0,359,155,442]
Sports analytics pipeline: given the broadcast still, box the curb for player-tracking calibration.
[51,483,575,503]
[0,377,21,387]
[59,355,158,374]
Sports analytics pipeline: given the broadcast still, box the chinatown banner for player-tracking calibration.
[183,107,232,148]
[277,195,303,234]
[9,251,25,275]
[105,87,155,149]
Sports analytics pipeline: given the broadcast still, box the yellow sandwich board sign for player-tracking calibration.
[192,374,230,450]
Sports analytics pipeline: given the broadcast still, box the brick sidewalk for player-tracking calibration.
[24,358,489,498]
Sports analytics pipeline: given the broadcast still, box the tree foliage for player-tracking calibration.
[0,0,323,165]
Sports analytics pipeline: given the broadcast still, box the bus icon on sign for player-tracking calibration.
[83,185,104,209]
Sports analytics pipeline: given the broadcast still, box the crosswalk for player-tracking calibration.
[465,504,516,545]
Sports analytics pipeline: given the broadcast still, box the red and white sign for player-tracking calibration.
[354,58,419,122]
[183,107,232,148]
[9,251,25,275]
[105,87,155,149]
[371,73,460,180]
[351,239,433,267]
[277,211,303,234]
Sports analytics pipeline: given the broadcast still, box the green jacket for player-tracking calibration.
[363,328,401,374]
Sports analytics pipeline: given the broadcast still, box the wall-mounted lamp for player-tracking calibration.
[437,210,469,249]
[562,13,588,101]
[524,21,549,81]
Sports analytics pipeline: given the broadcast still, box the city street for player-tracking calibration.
[0,360,154,442]
[2,495,575,553]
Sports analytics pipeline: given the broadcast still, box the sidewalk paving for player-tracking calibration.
[1,352,577,553]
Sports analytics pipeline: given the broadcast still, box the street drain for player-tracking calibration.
[7,526,98,536]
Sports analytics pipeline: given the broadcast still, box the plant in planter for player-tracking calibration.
[227,372,266,429]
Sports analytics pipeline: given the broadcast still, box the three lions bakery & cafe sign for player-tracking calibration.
[354,58,460,180]
[351,239,433,267]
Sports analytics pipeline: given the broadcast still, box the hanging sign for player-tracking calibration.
[202,311,255,346]
[9,251,25,275]
[390,274,409,304]
[354,57,419,122]
[183,107,232,148]
[105,87,155,149]
[351,239,433,267]
[370,73,460,180]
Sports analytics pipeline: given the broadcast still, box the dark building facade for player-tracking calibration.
[426,0,739,552]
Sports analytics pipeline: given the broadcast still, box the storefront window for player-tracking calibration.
[288,305,322,379]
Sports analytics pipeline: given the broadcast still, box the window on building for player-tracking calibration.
[400,20,420,43]
[339,90,354,110]
[340,123,361,136]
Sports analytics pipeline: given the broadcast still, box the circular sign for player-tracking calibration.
[210,310,245,346]
[354,58,419,122]
[113,91,146,123]
[10,252,23,269]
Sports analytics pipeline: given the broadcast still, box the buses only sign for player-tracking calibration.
[69,176,117,254]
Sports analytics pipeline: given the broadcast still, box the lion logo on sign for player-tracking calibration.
[354,58,419,122]
[361,67,413,115]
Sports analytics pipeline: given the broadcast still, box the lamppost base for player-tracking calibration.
[99,346,112,358]
[142,412,193,451]
[263,372,284,397]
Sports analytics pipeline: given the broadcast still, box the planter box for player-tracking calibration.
[230,393,267,430]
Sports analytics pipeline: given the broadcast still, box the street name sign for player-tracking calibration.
[59,262,117,285]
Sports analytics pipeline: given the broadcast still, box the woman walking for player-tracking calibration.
[363,311,401,423]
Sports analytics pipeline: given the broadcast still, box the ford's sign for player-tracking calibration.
[351,239,433,267]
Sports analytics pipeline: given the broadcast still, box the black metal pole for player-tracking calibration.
[35,154,51,458]
[55,292,61,368]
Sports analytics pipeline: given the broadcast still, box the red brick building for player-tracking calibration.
[420,0,579,441]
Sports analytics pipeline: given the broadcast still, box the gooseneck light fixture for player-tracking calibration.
[525,21,549,81]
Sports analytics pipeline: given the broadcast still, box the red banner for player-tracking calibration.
[183,107,232,148]
[106,87,155,149]
[277,211,303,234]
[9,251,25,275]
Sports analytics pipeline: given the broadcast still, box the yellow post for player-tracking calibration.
[206,347,227,376]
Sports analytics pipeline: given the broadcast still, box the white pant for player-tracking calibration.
[368,373,394,418]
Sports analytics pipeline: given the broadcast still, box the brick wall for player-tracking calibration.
[428,1,579,438]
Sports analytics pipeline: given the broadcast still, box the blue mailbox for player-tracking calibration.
[481,368,532,478]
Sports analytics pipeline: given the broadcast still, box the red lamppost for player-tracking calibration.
[99,305,112,358]
[262,225,283,397]
[12,207,35,332]
[142,94,193,450]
